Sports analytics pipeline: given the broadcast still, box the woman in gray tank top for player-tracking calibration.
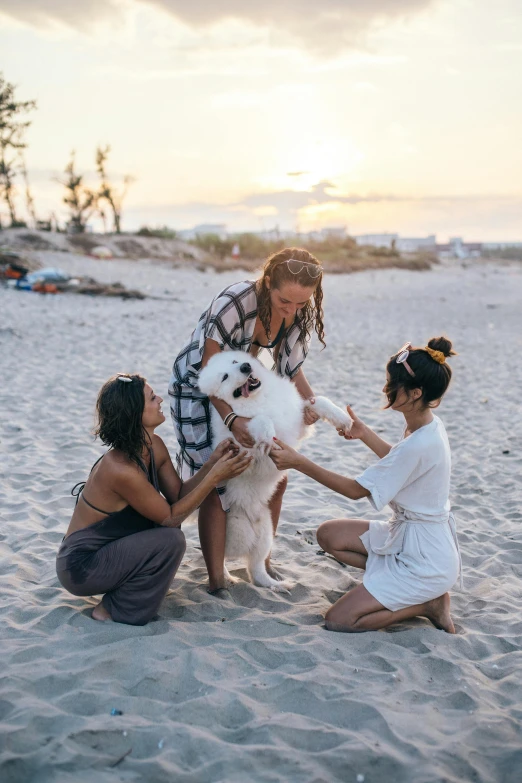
[56,373,251,625]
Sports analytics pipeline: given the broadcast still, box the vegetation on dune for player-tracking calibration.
[0,74,36,228]
[185,231,434,273]
[57,151,97,234]
[481,246,522,261]
[95,145,134,234]
[0,71,135,234]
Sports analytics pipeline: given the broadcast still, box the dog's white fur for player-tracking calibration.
[198,351,352,592]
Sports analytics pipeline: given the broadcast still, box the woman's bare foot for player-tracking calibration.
[206,587,232,599]
[424,593,455,633]
[92,602,113,622]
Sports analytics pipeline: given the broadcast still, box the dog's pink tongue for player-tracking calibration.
[241,382,250,397]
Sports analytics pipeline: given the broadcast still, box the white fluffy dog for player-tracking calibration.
[198,351,352,592]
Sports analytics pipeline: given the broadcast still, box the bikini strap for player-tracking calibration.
[70,449,157,516]
[71,481,86,507]
[81,494,112,515]
[148,447,160,492]
[70,452,111,513]
[89,454,105,473]
[136,447,160,492]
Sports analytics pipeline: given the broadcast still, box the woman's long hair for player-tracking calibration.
[256,247,326,347]
[94,373,149,468]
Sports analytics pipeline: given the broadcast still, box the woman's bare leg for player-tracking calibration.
[325,583,455,634]
[198,489,227,592]
[317,518,370,570]
[265,474,288,579]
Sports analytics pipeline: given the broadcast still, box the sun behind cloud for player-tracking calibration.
[255,137,364,193]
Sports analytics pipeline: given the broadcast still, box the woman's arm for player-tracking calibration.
[178,440,240,498]
[292,367,314,399]
[153,435,182,503]
[154,435,236,501]
[113,449,252,527]
[340,406,392,459]
[269,438,370,501]
[154,435,239,503]
[292,368,319,425]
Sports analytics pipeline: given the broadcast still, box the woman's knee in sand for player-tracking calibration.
[160,526,186,557]
[316,520,335,552]
[324,603,359,633]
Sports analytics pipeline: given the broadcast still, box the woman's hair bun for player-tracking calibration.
[427,336,456,358]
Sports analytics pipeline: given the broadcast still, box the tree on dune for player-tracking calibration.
[20,154,37,227]
[59,151,97,233]
[95,145,134,234]
[0,73,36,228]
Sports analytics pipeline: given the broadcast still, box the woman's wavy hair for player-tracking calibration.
[384,336,457,409]
[256,247,326,348]
[94,373,149,468]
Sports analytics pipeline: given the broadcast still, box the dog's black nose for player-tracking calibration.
[240,362,251,375]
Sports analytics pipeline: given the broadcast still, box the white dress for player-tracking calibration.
[356,416,462,612]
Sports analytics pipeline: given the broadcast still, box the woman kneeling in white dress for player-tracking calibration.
[270,336,462,634]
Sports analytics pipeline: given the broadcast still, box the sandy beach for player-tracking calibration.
[1,252,521,782]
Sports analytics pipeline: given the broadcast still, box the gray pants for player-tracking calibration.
[57,512,186,626]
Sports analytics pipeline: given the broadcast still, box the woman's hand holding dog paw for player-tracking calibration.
[303,396,320,425]
[208,438,239,465]
[229,417,255,448]
[209,448,252,483]
[338,405,365,440]
[269,438,303,470]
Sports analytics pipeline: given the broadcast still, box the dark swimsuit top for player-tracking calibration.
[60,451,162,571]
[71,448,160,517]
[251,320,287,350]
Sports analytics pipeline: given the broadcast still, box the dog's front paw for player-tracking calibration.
[311,396,353,434]
[248,415,276,452]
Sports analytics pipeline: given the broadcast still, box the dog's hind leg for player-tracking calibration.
[247,512,292,593]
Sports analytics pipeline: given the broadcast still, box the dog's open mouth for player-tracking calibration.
[233,374,261,398]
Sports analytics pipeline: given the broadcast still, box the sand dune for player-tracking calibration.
[1,252,521,782]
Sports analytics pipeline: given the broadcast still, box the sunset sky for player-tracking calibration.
[1,0,521,240]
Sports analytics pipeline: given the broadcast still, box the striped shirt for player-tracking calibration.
[168,280,310,507]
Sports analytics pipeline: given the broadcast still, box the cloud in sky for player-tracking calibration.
[122,183,522,235]
[242,181,401,213]
[149,1,436,51]
[0,0,436,51]
[0,0,120,29]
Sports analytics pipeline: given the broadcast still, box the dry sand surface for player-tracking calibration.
[1,252,521,783]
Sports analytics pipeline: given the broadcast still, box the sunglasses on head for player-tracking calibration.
[278,258,323,279]
[395,342,415,377]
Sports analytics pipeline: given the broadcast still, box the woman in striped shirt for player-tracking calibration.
[169,247,326,594]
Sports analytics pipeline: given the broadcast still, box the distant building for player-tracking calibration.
[314,226,347,241]
[353,233,398,249]
[436,237,482,259]
[354,234,436,252]
[482,242,522,251]
[178,223,228,241]
[395,235,436,252]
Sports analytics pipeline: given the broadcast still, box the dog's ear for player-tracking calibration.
[197,364,221,398]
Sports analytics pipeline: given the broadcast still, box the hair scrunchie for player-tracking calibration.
[424,346,446,364]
